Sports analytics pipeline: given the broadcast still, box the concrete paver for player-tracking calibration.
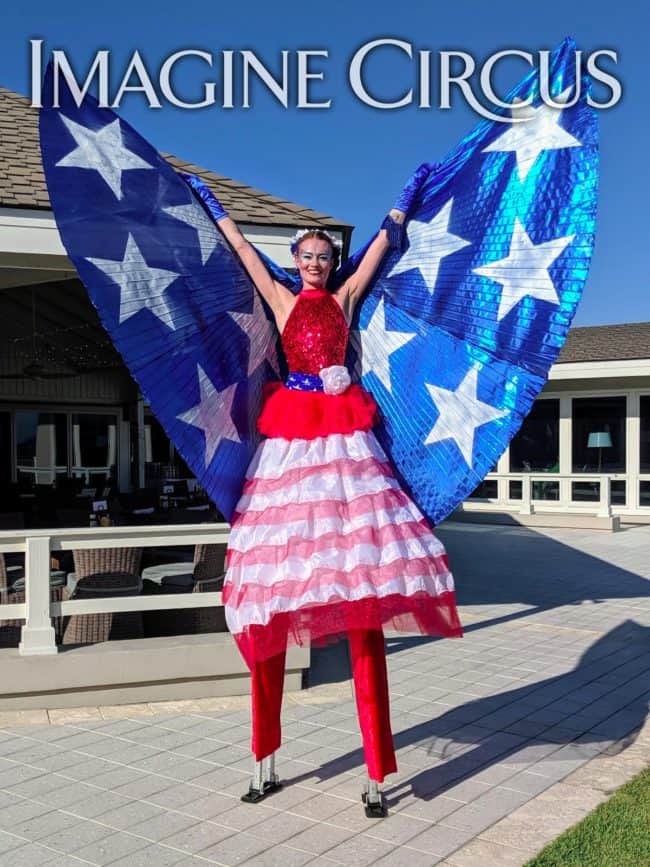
[0,522,647,866]
[72,831,150,864]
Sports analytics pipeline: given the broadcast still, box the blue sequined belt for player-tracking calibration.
[285,372,323,392]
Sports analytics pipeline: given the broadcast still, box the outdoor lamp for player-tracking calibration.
[587,431,612,472]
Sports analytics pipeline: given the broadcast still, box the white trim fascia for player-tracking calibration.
[550,359,650,380]
[0,207,71,268]
[0,209,315,273]
[541,386,650,399]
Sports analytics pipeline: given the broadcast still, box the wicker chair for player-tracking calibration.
[143,543,227,637]
[61,547,143,645]
[0,554,66,648]
[0,554,11,645]
[192,544,226,582]
[191,544,227,633]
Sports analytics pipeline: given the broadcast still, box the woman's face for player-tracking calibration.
[294,237,334,289]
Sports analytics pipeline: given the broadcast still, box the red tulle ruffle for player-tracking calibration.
[230,592,463,668]
[256,382,378,440]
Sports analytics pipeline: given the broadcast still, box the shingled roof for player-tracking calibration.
[0,86,352,230]
[558,322,650,363]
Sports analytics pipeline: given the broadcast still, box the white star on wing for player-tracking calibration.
[228,292,280,378]
[352,297,416,394]
[473,219,574,322]
[177,366,241,468]
[56,116,153,199]
[87,234,180,330]
[482,87,582,183]
[163,199,219,265]
[424,364,509,468]
[387,199,471,294]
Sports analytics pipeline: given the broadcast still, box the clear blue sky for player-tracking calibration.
[3,0,648,326]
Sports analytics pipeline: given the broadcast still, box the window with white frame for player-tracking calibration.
[572,396,626,473]
[71,413,118,486]
[10,408,118,489]
[640,395,650,507]
[571,396,627,506]
[509,399,560,473]
[15,411,68,486]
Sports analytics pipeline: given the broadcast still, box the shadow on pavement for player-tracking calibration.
[384,619,648,807]
[293,521,650,808]
[290,620,648,807]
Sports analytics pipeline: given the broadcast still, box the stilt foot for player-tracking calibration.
[362,779,385,818]
[241,777,282,803]
[242,756,282,804]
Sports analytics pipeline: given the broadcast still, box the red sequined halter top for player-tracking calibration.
[256,288,377,440]
[281,289,348,375]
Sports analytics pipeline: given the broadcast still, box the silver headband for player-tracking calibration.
[290,228,343,255]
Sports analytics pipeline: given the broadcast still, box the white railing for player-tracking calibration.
[0,523,230,657]
[468,473,616,518]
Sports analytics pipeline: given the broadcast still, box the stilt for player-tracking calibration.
[241,753,282,804]
[362,777,385,818]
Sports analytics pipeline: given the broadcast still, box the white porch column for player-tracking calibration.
[627,392,640,512]
[35,420,57,485]
[136,397,145,489]
[597,474,612,518]
[497,448,510,505]
[559,396,573,507]
[107,422,117,468]
[19,535,57,656]
[72,419,82,477]
[118,420,130,491]
[519,475,534,515]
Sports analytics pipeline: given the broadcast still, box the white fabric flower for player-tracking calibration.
[320,365,351,395]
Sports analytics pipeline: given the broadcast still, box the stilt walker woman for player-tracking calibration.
[208,175,462,814]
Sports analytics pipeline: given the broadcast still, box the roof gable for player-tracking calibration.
[558,322,650,363]
[0,86,351,229]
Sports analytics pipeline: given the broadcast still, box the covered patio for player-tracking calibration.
[0,83,350,698]
[0,84,351,532]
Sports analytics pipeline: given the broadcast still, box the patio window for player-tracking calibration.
[640,396,650,473]
[571,479,627,506]
[640,482,650,507]
[611,480,626,505]
[15,411,67,487]
[572,396,626,473]
[71,413,118,486]
[467,480,498,499]
[509,399,559,473]
[640,396,650,508]
[145,413,172,465]
[144,412,193,482]
[509,479,560,501]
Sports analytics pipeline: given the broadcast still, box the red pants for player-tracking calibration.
[250,629,397,782]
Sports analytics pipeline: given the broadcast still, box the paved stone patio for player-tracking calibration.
[0,522,648,866]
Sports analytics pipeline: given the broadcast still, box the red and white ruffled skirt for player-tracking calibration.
[223,384,462,667]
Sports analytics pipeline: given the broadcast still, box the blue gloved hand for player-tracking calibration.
[393,161,437,215]
[381,214,405,249]
[179,172,229,222]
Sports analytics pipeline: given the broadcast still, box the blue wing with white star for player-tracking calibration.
[348,37,599,524]
[39,64,283,521]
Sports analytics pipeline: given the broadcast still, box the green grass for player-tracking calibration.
[524,767,650,867]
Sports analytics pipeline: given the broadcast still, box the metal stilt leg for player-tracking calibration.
[241,753,282,803]
[362,777,385,817]
[267,753,278,784]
